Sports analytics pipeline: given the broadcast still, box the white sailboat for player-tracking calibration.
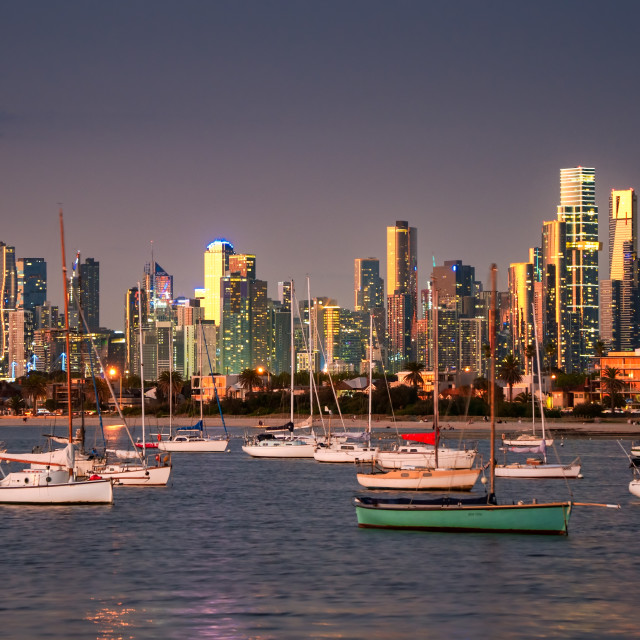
[243,280,317,459]
[315,315,378,463]
[495,306,581,479]
[0,212,113,505]
[357,283,481,490]
[157,320,229,452]
[77,284,172,486]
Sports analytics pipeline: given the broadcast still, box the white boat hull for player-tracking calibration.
[630,479,640,498]
[157,438,228,452]
[495,461,581,479]
[0,469,113,504]
[502,436,554,447]
[377,447,476,470]
[357,467,481,490]
[314,445,378,463]
[87,463,172,486]
[242,440,316,458]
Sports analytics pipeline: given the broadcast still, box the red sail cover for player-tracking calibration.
[401,432,437,445]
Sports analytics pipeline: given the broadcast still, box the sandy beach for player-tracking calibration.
[2,414,640,438]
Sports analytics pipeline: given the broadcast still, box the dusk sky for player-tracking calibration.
[3,1,640,330]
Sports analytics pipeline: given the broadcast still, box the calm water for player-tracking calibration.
[1,423,638,640]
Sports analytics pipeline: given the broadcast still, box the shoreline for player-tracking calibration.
[2,414,639,438]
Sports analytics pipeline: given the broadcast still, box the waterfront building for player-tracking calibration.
[203,239,234,325]
[124,286,147,376]
[386,221,417,371]
[557,167,600,370]
[16,258,46,312]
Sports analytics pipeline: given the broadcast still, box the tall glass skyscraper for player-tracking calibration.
[557,167,600,370]
[386,221,417,371]
[204,239,234,325]
[17,258,46,312]
[0,242,17,374]
[80,257,100,332]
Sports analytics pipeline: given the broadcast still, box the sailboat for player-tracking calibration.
[76,284,172,486]
[354,265,577,534]
[157,320,229,452]
[495,305,581,479]
[0,212,113,505]
[314,315,379,463]
[243,280,317,458]
[357,283,481,490]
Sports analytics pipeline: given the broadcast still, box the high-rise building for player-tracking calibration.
[16,258,46,312]
[508,262,534,370]
[0,242,17,374]
[603,189,639,351]
[80,257,100,331]
[124,287,147,375]
[229,254,256,279]
[386,221,417,371]
[203,239,234,324]
[8,309,33,378]
[354,258,384,311]
[557,167,600,370]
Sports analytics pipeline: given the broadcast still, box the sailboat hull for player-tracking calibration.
[495,461,581,479]
[314,445,378,463]
[88,463,172,486]
[242,440,316,458]
[376,448,476,470]
[0,470,113,504]
[630,479,640,498]
[356,467,481,490]
[354,496,572,535]
[157,438,228,452]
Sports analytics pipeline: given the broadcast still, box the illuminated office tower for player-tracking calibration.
[8,309,33,378]
[459,317,484,374]
[0,242,17,374]
[557,167,600,370]
[431,260,475,313]
[124,287,147,375]
[277,281,292,312]
[228,254,256,279]
[80,257,100,331]
[203,239,234,324]
[542,220,571,371]
[529,247,544,344]
[508,262,534,371]
[144,261,174,323]
[323,305,341,366]
[16,258,46,312]
[355,258,384,311]
[386,221,417,371]
[602,189,638,351]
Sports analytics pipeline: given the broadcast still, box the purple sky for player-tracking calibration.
[3,1,639,330]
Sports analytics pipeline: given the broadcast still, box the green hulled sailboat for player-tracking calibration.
[354,264,574,536]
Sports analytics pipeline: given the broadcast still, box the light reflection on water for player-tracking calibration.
[0,425,638,639]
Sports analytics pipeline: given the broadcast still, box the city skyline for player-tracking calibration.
[3,1,640,330]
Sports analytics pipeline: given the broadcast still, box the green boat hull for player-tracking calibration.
[355,498,572,535]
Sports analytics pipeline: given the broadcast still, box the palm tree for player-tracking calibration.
[402,361,425,389]
[9,394,25,416]
[239,368,262,397]
[514,389,532,404]
[157,370,184,406]
[594,340,607,358]
[601,366,624,412]
[498,354,523,402]
[21,374,48,413]
[525,343,536,376]
[544,341,557,373]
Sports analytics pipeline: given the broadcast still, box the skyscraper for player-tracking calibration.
[354,258,383,311]
[0,242,17,374]
[16,258,46,312]
[203,239,234,325]
[508,262,534,370]
[386,221,417,371]
[557,167,600,369]
[80,257,100,332]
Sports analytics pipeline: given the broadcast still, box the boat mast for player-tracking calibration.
[199,319,204,425]
[307,276,313,423]
[432,277,439,469]
[489,264,497,496]
[532,303,546,462]
[169,320,173,437]
[368,314,373,438]
[290,280,295,424]
[59,210,74,448]
[137,282,146,451]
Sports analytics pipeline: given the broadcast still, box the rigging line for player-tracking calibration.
[372,316,398,435]
[200,321,228,436]
[312,321,346,432]
[85,337,106,453]
[77,304,139,455]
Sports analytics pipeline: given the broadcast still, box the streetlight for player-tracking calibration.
[257,366,271,390]
[109,367,121,409]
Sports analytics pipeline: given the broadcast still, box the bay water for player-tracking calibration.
[0,424,638,639]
